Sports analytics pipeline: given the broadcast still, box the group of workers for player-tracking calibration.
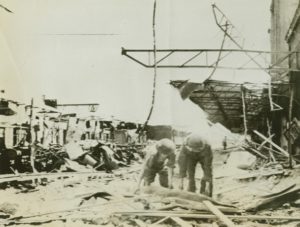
[136,133,213,197]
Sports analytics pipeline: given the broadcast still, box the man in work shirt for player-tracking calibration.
[136,138,176,192]
[178,133,213,197]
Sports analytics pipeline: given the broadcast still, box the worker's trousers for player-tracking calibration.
[187,153,213,196]
[143,167,169,188]
[178,146,213,197]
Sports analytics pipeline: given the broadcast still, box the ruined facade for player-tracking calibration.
[270,0,300,155]
[286,3,300,112]
[270,0,298,82]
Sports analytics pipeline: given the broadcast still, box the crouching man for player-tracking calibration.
[178,133,213,197]
[135,138,176,192]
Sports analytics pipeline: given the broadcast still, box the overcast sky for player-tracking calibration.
[0,0,271,123]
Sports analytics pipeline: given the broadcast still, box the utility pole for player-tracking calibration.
[29,98,37,173]
[29,98,34,143]
[288,83,294,168]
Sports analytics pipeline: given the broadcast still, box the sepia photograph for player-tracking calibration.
[0,0,300,226]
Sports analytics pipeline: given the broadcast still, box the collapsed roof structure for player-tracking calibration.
[121,3,297,137]
[169,80,288,132]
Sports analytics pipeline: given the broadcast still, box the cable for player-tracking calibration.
[212,3,279,111]
[0,4,13,13]
[141,0,158,133]
[204,24,227,82]
[241,85,248,137]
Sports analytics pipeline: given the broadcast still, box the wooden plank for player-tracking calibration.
[246,187,300,211]
[253,130,289,157]
[0,171,120,184]
[149,216,170,226]
[171,217,193,227]
[142,186,234,208]
[202,200,236,227]
[266,119,276,162]
[0,166,140,181]
[134,219,148,227]
[235,170,284,180]
[5,198,132,223]
[156,204,178,211]
[260,184,296,198]
[114,212,300,221]
[245,141,285,156]
[162,197,240,214]
[257,134,274,151]
[248,148,268,160]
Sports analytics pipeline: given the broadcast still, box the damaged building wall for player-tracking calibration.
[270,0,298,82]
[287,3,300,106]
[286,4,300,156]
[270,0,299,148]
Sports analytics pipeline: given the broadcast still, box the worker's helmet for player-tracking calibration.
[156,138,176,155]
[186,133,206,150]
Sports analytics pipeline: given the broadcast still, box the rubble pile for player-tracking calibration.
[0,139,299,227]
[0,94,299,226]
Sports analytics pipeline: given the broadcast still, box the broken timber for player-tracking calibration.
[257,134,275,151]
[244,147,268,160]
[171,217,193,227]
[0,171,122,184]
[246,140,286,157]
[142,186,235,208]
[259,184,296,199]
[202,200,236,227]
[114,211,300,221]
[246,186,300,211]
[253,130,289,157]
[3,197,134,225]
[161,197,240,213]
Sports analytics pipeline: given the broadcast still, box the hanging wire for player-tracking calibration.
[141,0,158,132]
[266,118,276,162]
[0,4,13,13]
[241,85,248,137]
[267,76,276,110]
[204,24,228,82]
[212,4,278,112]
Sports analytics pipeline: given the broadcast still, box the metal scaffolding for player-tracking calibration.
[170,80,290,130]
[121,3,298,131]
[121,48,299,72]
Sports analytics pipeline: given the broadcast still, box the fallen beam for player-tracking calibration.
[156,204,179,211]
[246,187,300,211]
[248,147,268,160]
[235,170,284,180]
[6,198,133,222]
[171,217,193,227]
[202,200,236,227]
[142,186,235,208]
[162,197,240,213]
[254,130,289,157]
[149,216,170,226]
[257,134,275,151]
[245,141,286,157]
[114,211,300,221]
[134,219,148,227]
[0,171,122,184]
[259,184,296,199]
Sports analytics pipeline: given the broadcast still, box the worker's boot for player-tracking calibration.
[200,179,213,197]
[178,178,184,190]
[187,179,196,192]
